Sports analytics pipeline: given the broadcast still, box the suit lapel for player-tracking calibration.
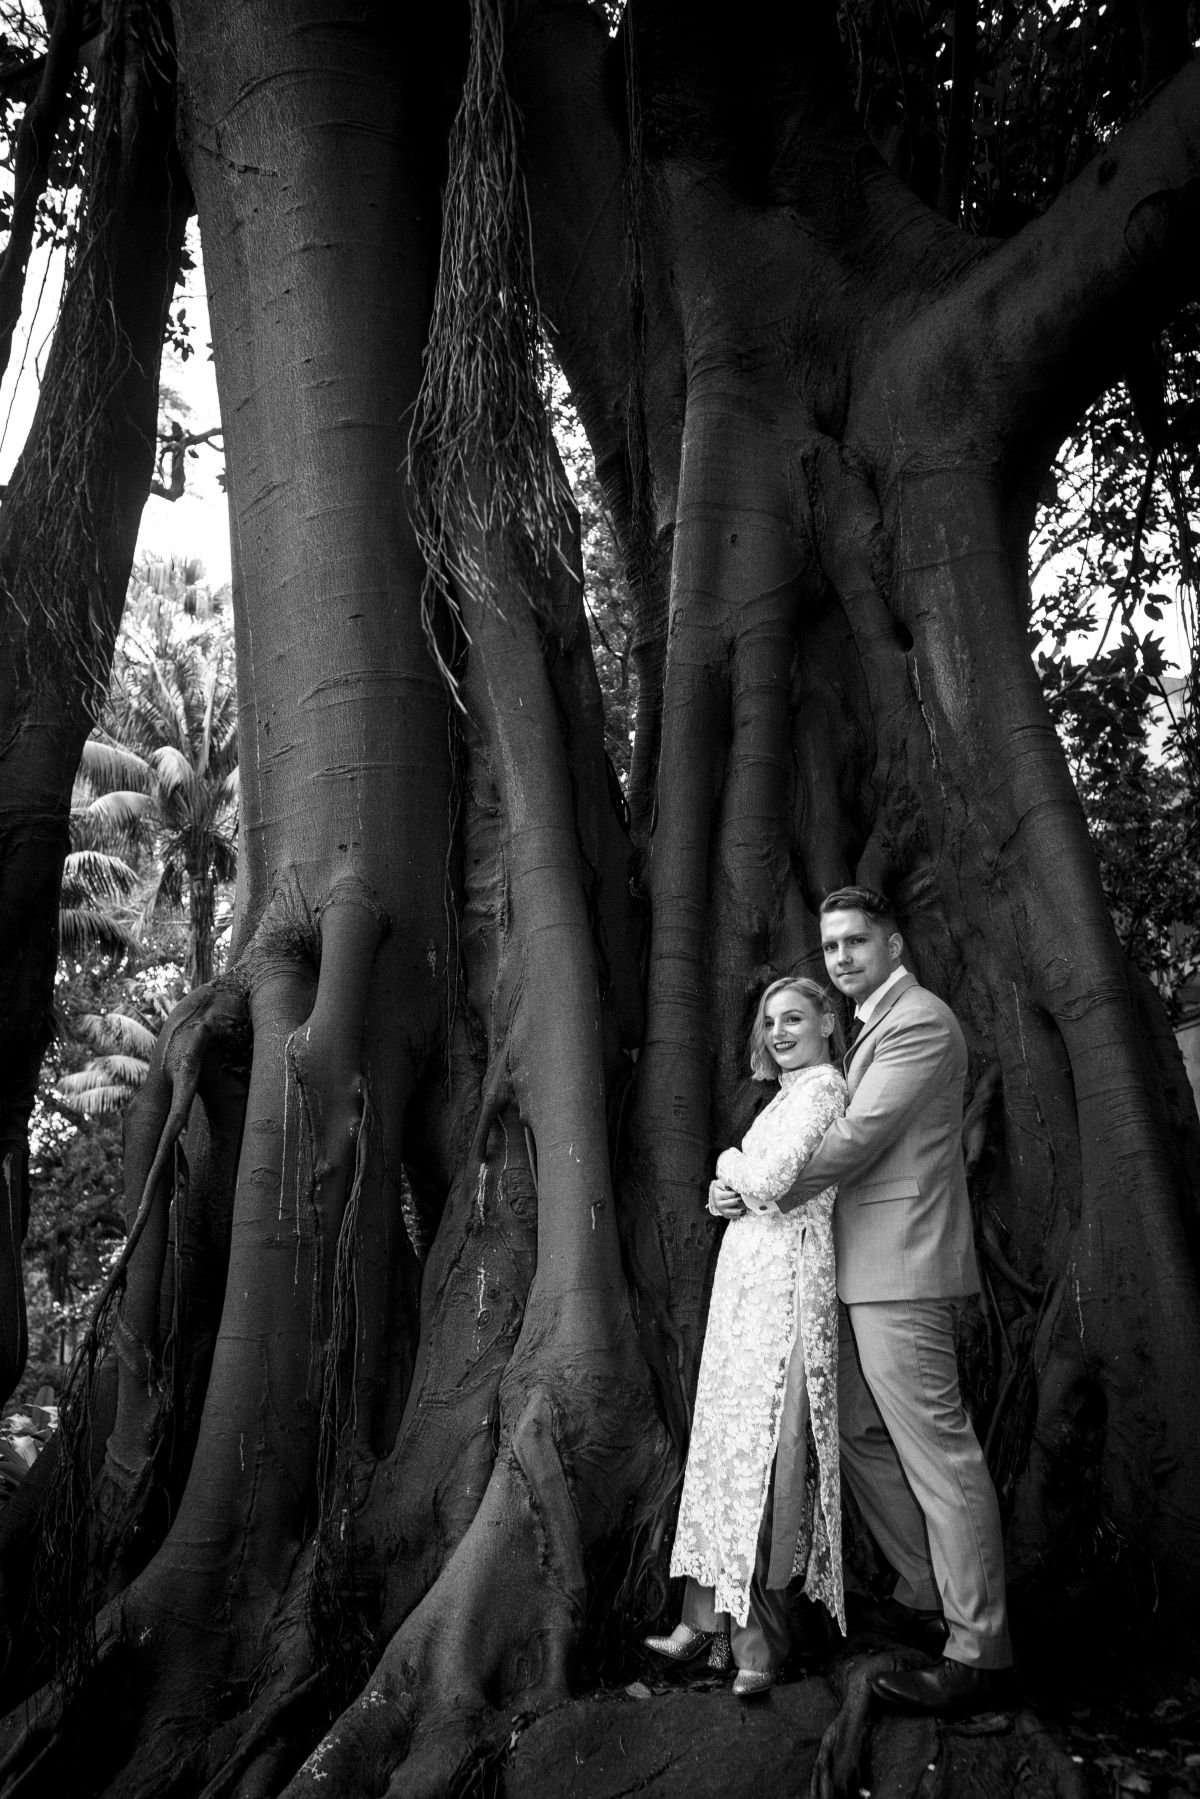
[842,970,918,1074]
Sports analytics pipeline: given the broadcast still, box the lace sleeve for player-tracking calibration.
[716,1069,847,1205]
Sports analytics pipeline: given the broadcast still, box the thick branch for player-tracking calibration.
[0,0,86,386]
[511,0,684,834]
[925,58,1200,453]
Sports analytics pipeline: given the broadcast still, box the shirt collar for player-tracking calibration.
[779,1062,828,1090]
[855,965,908,1025]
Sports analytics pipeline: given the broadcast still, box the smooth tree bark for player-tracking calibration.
[0,2,1198,1795]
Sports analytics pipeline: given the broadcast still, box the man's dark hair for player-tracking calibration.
[819,885,900,935]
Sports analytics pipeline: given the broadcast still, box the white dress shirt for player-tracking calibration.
[855,964,909,1026]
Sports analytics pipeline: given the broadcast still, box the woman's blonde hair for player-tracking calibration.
[748,976,843,1081]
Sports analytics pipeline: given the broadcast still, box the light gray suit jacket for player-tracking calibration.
[776,971,980,1304]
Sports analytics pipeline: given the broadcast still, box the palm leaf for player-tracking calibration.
[72,1012,158,1058]
[57,907,139,960]
[209,684,238,747]
[68,804,117,852]
[115,635,192,754]
[75,791,154,837]
[151,744,198,808]
[211,837,238,883]
[55,1077,142,1117]
[57,1055,149,1116]
[137,860,184,931]
[198,664,220,778]
[78,737,152,793]
[62,850,139,902]
[149,653,192,752]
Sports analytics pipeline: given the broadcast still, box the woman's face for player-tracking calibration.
[763,988,831,1072]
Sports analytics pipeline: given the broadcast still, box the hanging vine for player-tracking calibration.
[406,0,572,703]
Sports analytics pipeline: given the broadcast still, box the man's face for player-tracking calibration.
[820,907,902,1003]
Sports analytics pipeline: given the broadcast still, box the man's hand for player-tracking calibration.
[708,1177,746,1219]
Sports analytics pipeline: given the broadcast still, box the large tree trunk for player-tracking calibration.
[0,0,191,1406]
[2,2,1199,1795]
[0,6,665,1794]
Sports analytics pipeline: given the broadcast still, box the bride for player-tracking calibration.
[646,975,847,1696]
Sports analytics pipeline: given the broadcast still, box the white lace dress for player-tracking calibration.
[670,1061,847,1631]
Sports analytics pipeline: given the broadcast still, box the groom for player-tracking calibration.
[742,886,1011,1712]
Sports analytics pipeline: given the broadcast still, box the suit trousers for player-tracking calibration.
[682,1461,793,1674]
[839,1299,1011,1670]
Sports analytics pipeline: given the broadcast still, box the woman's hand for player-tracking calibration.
[708,1177,746,1219]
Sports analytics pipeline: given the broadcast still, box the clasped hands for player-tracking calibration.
[708,1177,770,1219]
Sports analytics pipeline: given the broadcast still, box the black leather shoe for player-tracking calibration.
[869,1658,1014,1717]
[852,1596,949,1656]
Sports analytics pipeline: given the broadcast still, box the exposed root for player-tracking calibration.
[0,1664,65,1791]
[810,1649,927,1799]
[24,985,250,1692]
[309,1104,375,1690]
[280,1389,585,1799]
[0,1619,154,1799]
[806,1648,1091,1799]
[365,1109,538,1640]
[284,1316,673,1799]
[192,1671,326,1799]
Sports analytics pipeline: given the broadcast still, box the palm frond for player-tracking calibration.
[78,737,152,794]
[68,800,106,851]
[209,683,238,742]
[58,1055,147,1090]
[198,664,220,778]
[138,861,184,929]
[74,790,155,837]
[62,850,139,902]
[72,1011,157,1058]
[151,744,198,807]
[216,761,240,802]
[150,654,193,752]
[211,838,238,883]
[115,635,192,750]
[57,908,139,960]
[56,1062,147,1116]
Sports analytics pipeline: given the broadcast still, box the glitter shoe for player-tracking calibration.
[644,1624,732,1671]
[732,1668,775,1698]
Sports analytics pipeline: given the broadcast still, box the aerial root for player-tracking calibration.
[93,983,250,1330]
